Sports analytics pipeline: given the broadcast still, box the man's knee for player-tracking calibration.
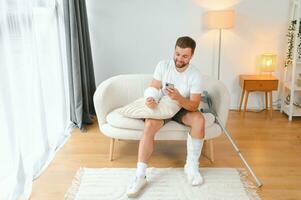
[184,112,204,127]
[191,113,205,127]
[144,119,164,131]
[189,113,205,138]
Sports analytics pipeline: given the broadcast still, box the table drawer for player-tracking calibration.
[244,80,278,91]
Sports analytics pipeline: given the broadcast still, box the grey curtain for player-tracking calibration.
[63,0,96,131]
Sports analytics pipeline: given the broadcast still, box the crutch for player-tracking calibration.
[201,91,263,188]
[215,115,263,188]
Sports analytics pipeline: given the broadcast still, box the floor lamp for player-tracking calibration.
[204,10,235,80]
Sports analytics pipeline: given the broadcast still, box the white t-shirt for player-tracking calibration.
[153,59,203,98]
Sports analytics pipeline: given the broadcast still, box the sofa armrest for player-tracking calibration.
[205,80,230,127]
[93,76,123,126]
[93,74,153,127]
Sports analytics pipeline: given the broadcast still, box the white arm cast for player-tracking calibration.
[143,87,161,103]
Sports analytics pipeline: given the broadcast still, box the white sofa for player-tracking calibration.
[93,74,230,161]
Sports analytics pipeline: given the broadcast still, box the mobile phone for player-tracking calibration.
[165,83,174,89]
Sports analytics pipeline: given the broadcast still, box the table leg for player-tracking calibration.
[269,91,273,118]
[243,90,249,113]
[239,89,245,111]
[265,91,268,110]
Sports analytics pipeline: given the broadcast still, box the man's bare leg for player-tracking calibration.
[138,119,164,163]
[127,119,164,197]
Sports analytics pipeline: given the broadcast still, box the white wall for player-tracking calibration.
[86,0,290,109]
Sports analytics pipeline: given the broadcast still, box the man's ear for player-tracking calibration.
[190,48,194,56]
[190,53,194,59]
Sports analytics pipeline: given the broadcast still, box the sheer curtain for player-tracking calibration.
[0,0,71,199]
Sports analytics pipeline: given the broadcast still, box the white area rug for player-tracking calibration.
[65,168,260,200]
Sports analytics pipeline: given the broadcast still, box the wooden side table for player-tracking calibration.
[239,75,279,117]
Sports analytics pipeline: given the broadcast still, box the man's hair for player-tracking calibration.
[175,36,196,54]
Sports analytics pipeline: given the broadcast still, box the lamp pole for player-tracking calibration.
[204,10,234,80]
[217,28,222,80]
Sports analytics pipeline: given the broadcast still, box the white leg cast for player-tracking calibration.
[184,133,204,186]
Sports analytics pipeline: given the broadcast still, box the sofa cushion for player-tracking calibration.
[100,123,222,140]
[106,108,216,131]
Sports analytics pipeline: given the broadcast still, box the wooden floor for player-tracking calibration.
[31,110,301,200]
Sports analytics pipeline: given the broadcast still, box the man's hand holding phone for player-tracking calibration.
[145,97,157,109]
[165,83,182,101]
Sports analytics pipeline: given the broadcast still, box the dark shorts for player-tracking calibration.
[142,108,193,126]
[164,108,190,125]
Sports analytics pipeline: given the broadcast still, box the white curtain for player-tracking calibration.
[0,0,71,199]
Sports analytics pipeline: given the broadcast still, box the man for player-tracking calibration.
[126,36,205,197]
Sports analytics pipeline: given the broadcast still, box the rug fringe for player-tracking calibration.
[237,168,261,200]
[65,168,84,200]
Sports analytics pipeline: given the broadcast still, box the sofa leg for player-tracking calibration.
[209,139,214,162]
[109,138,115,161]
[202,139,214,163]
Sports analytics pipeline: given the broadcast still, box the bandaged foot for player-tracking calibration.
[184,162,203,186]
[184,133,204,186]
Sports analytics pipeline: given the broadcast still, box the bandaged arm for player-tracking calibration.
[144,79,162,103]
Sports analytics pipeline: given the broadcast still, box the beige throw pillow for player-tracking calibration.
[117,96,181,119]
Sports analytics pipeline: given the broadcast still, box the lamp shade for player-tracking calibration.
[204,10,235,29]
[260,53,277,72]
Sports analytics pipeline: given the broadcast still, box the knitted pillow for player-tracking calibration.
[117,95,181,119]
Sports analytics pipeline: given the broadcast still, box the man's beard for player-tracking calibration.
[174,59,189,68]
